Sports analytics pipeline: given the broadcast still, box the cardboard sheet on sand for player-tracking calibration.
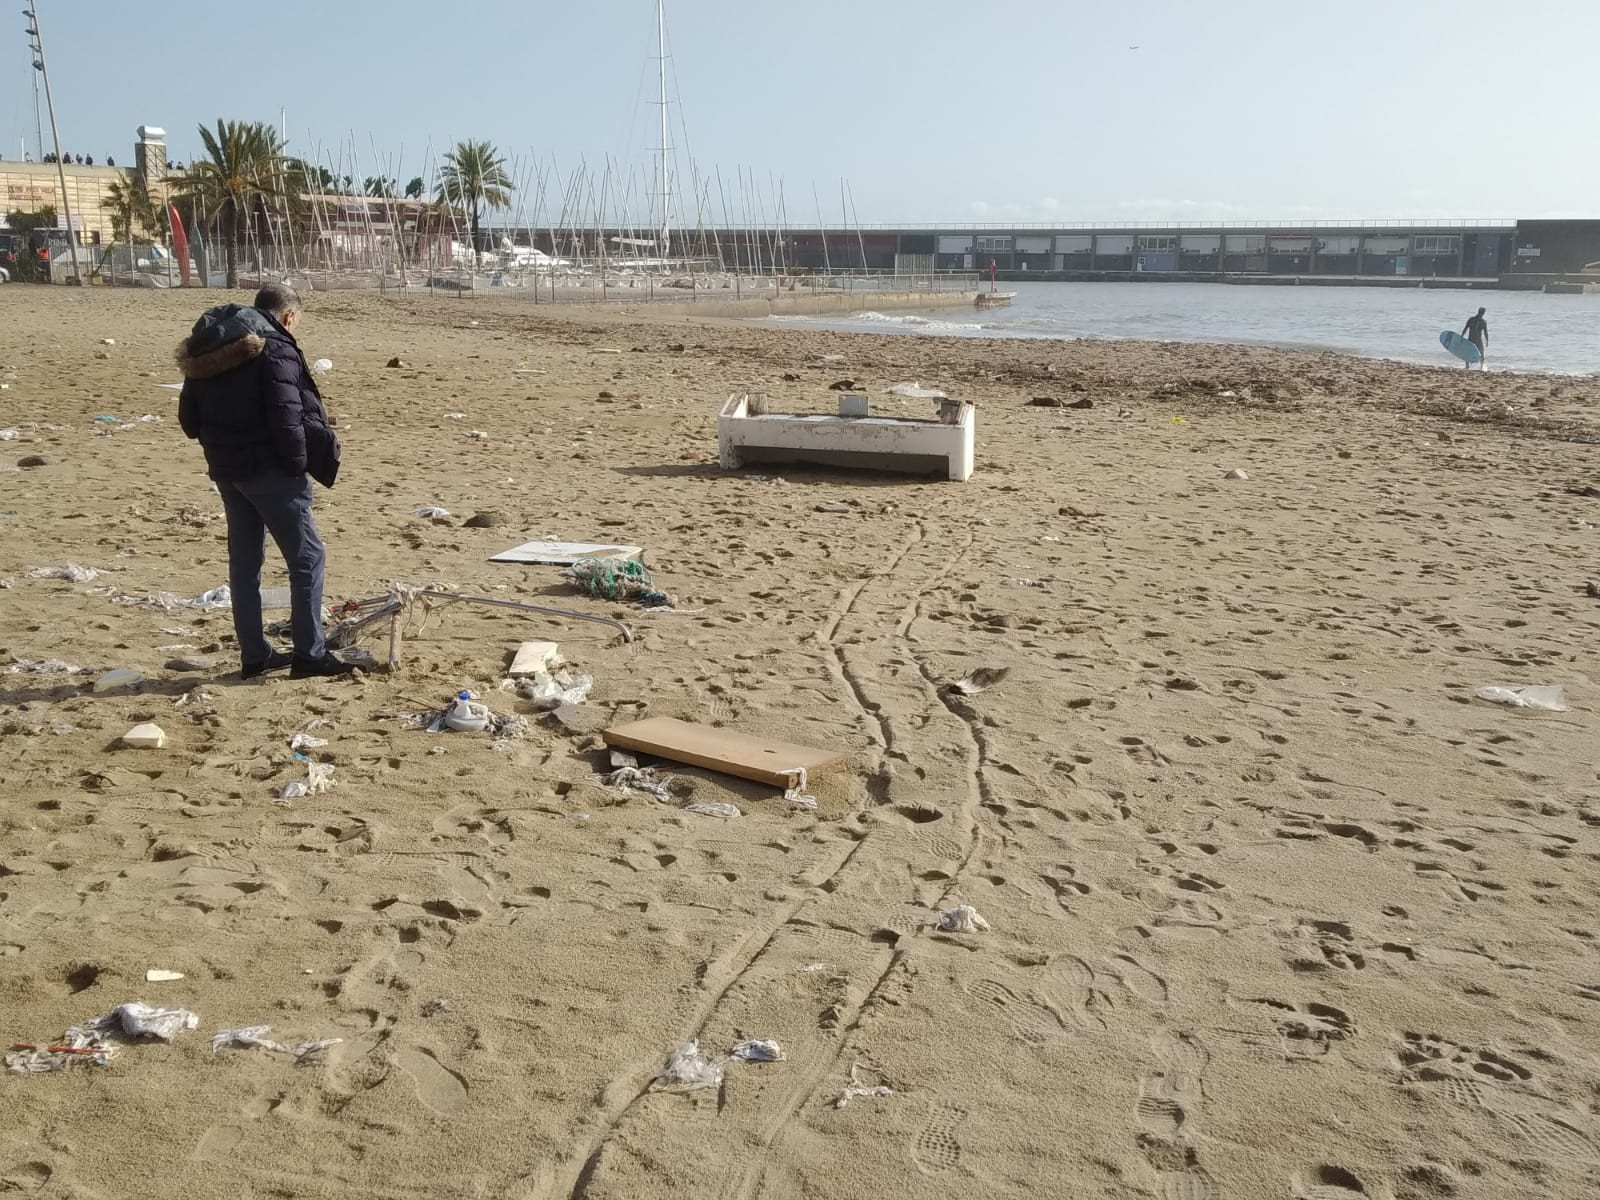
[489,539,643,565]
[603,717,844,788]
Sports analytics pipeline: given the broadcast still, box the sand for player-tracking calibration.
[1,286,1598,1200]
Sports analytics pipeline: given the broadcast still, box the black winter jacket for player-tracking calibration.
[176,304,341,486]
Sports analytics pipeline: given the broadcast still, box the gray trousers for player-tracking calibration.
[217,470,327,663]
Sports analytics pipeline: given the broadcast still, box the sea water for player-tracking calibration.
[767,281,1600,376]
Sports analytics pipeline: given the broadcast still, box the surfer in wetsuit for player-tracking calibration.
[1462,307,1488,369]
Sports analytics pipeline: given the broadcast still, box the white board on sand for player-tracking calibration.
[490,540,643,565]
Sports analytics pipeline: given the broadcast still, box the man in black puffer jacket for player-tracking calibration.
[177,283,352,679]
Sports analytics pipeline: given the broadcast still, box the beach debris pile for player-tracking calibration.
[9,1000,340,1074]
[114,585,232,611]
[563,557,671,609]
[7,1002,198,1073]
[518,670,594,710]
[655,1036,785,1093]
[277,761,335,805]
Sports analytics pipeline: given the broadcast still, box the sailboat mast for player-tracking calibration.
[657,0,670,259]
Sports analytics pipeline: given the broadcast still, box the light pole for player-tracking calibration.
[24,1,82,286]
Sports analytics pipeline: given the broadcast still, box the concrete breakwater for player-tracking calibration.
[625,288,981,319]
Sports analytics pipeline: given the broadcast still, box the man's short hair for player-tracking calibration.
[254,282,301,316]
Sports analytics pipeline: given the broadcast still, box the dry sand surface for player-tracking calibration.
[1,286,1598,1200]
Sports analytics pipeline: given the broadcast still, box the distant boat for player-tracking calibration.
[976,291,1017,308]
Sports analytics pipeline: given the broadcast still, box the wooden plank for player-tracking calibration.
[602,717,845,789]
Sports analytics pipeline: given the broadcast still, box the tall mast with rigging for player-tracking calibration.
[656,0,670,259]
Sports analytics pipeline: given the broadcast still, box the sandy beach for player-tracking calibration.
[2,286,1598,1200]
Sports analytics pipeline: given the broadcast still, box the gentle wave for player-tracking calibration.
[849,311,991,332]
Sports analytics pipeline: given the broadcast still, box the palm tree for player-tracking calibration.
[177,119,286,287]
[101,175,162,245]
[436,140,512,263]
[364,176,397,199]
[404,176,424,200]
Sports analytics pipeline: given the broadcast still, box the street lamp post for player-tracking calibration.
[24,0,83,286]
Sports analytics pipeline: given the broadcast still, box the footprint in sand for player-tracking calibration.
[394,1046,469,1118]
[1290,1164,1371,1198]
[1106,953,1170,1005]
[192,1124,244,1161]
[1135,1135,1219,1200]
[0,1162,53,1193]
[966,978,1062,1046]
[911,1104,964,1176]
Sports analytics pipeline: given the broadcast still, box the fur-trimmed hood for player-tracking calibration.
[175,303,281,380]
[177,331,266,380]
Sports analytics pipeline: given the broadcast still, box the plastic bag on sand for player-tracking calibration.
[520,669,593,710]
[28,563,100,583]
[278,761,334,803]
[684,802,741,819]
[311,358,333,375]
[836,1063,893,1108]
[86,1001,199,1041]
[657,1040,725,1092]
[1475,685,1568,712]
[598,765,673,799]
[937,904,990,933]
[211,1025,343,1061]
[730,1039,784,1063]
[883,382,948,399]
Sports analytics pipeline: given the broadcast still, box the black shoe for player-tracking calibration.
[241,649,294,680]
[289,653,357,679]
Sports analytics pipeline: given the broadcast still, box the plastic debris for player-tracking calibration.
[508,640,560,677]
[598,765,673,799]
[684,802,742,819]
[1224,468,1250,481]
[519,670,594,710]
[656,1040,726,1092]
[145,969,185,983]
[94,668,144,693]
[883,382,948,399]
[563,557,671,608]
[948,666,1010,696]
[412,505,451,519]
[210,1026,343,1061]
[114,585,232,611]
[85,1001,199,1041]
[278,762,334,804]
[5,659,87,675]
[730,1039,784,1063]
[1474,684,1568,712]
[836,1063,893,1108]
[310,358,333,375]
[28,563,100,583]
[121,722,167,749]
[783,766,819,809]
[289,733,328,751]
[444,692,492,732]
[937,904,990,933]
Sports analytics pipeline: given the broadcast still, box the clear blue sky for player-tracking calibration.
[8,0,1595,224]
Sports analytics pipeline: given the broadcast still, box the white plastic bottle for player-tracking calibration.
[443,691,490,732]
